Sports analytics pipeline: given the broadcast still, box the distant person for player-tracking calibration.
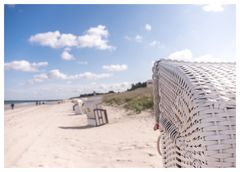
[11,103,14,110]
[36,101,38,106]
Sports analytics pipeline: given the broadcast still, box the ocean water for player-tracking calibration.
[4,100,62,110]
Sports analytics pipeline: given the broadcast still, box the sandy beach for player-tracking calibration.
[4,101,163,168]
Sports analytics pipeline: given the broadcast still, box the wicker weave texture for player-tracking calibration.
[152,60,236,168]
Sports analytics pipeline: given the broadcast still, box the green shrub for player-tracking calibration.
[103,87,154,114]
[105,97,122,105]
[123,96,153,113]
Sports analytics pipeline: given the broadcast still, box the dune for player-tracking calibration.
[4,102,163,168]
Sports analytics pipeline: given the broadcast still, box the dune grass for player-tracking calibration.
[103,87,153,113]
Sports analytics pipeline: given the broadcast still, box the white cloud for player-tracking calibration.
[28,70,112,84]
[74,72,112,80]
[168,49,193,61]
[29,31,61,48]
[135,35,143,42]
[48,69,68,80]
[76,82,131,93]
[102,64,128,72]
[145,24,151,31]
[32,73,48,83]
[167,49,223,62]
[201,4,224,12]
[124,35,143,43]
[12,81,131,100]
[29,25,114,50]
[5,60,48,72]
[57,34,78,47]
[149,40,161,47]
[87,25,109,37]
[96,82,131,93]
[78,25,114,50]
[61,48,75,61]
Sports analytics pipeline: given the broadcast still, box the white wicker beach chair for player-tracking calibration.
[83,100,108,127]
[152,59,236,168]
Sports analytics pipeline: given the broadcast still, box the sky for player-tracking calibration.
[4,4,236,100]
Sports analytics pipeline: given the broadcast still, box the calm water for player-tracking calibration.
[4,100,62,110]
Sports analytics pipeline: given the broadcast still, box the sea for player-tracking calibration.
[4,99,62,111]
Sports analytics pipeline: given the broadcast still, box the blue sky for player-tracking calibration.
[4,4,235,100]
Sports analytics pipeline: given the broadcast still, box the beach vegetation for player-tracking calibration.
[103,87,153,113]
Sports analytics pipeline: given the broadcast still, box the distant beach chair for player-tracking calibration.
[72,99,84,115]
[152,60,236,168]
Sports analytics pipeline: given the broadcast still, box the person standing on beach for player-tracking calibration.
[11,103,14,110]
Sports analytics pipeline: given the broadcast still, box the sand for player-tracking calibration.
[4,101,163,168]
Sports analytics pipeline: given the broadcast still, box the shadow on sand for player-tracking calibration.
[59,125,93,130]
[67,112,86,116]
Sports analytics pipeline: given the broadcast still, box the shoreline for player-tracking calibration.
[4,101,62,111]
